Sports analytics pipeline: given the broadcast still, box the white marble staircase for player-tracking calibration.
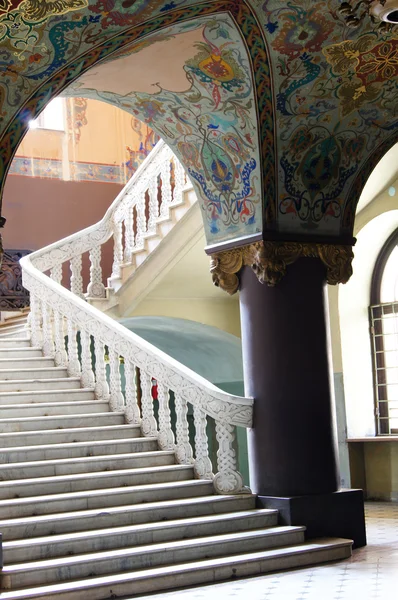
[0,317,353,599]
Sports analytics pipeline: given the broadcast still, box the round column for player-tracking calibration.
[239,257,340,497]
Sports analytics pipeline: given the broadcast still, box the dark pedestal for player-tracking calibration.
[257,489,366,548]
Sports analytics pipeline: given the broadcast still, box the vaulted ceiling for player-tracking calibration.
[0,1,397,249]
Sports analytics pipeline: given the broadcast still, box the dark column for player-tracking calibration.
[239,258,366,547]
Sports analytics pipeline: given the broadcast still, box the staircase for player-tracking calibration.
[0,143,353,598]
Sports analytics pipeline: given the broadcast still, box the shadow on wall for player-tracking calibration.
[119,316,249,485]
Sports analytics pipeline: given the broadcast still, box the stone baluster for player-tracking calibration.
[30,294,43,348]
[147,175,159,235]
[53,309,67,367]
[93,338,109,400]
[66,318,81,377]
[160,160,172,218]
[70,255,84,299]
[124,359,140,424]
[174,392,194,464]
[41,300,54,357]
[157,383,175,450]
[80,329,95,388]
[172,158,185,205]
[123,205,134,264]
[50,264,62,285]
[87,245,106,298]
[193,407,213,480]
[139,370,157,437]
[135,190,146,250]
[109,348,124,412]
[213,421,244,494]
[111,221,123,280]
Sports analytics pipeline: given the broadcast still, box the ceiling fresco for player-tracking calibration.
[0,0,396,249]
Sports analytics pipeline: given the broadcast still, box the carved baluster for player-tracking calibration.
[174,392,193,464]
[30,294,43,348]
[87,245,106,298]
[147,175,159,235]
[80,329,95,388]
[123,206,134,264]
[53,309,67,367]
[41,300,54,357]
[140,370,157,437]
[109,348,124,412]
[160,160,172,218]
[172,158,185,205]
[70,255,84,299]
[157,383,174,450]
[50,264,62,285]
[193,407,213,480]
[135,190,146,249]
[124,359,140,424]
[94,338,109,400]
[66,318,81,377]
[111,221,123,279]
[213,422,244,494]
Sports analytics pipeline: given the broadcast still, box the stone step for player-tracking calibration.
[0,357,54,369]
[0,348,42,359]
[0,389,95,405]
[0,464,194,499]
[0,339,31,348]
[0,479,214,519]
[0,433,151,460]
[0,539,352,600]
[0,494,256,540]
[0,330,29,340]
[0,400,110,418]
[0,412,125,433]
[0,377,82,392]
[0,366,68,380]
[0,323,28,335]
[2,509,278,563]
[1,527,307,589]
[0,450,175,480]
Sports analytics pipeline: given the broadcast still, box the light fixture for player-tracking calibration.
[339,0,398,31]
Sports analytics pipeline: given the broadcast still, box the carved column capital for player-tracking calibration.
[210,240,354,294]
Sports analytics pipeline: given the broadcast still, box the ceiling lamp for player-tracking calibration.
[339,0,398,31]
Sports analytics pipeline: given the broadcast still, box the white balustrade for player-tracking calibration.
[21,140,253,495]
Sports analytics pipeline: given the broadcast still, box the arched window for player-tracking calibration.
[370,229,398,435]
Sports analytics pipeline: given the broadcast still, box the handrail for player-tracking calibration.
[20,140,253,494]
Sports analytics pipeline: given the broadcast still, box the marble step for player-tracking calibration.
[0,330,29,340]
[0,400,110,418]
[0,527,307,589]
[0,539,352,600]
[0,339,31,348]
[0,366,68,380]
[0,464,194,499]
[0,323,28,335]
[0,377,82,392]
[0,450,175,480]
[2,509,278,563]
[0,357,54,369]
[0,479,214,519]
[0,348,42,359]
[0,412,125,433]
[0,434,152,461]
[0,423,141,448]
[0,388,95,405]
[0,494,256,540]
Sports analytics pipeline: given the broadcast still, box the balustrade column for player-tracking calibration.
[123,207,134,264]
[66,318,81,377]
[29,294,42,348]
[135,190,146,249]
[157,383,174,450]
[50,264,62,285]
[147,176,159,235]
[174,393,193,464]
[53,309,67,367]
[124,360,140,424]
[193,407,213,480]
[94,338,109,400]
[41,301,54,357]
[111,222,123,280]
[140,370,157,437]
[87,246,106,298]
[160,161,172,218]
[70,256,84,299]
[214,421,243,494]
[172,159,185,205]
[109,349,124,412]
[80,329,95,388]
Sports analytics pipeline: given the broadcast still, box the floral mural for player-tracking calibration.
[0,0,396,247]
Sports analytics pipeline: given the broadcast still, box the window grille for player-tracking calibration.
[370,301,398,435]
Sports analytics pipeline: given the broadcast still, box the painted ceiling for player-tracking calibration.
[0,0,397,249]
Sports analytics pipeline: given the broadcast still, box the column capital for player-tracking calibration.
[210,240,354,294]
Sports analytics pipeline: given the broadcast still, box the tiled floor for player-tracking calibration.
[130,502,398,600]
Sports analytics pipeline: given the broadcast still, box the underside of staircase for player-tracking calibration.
[0,316,353,599]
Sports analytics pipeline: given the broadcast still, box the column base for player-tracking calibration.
[257,489,366,548]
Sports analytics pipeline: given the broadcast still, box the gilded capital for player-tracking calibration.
[210,240,353,295]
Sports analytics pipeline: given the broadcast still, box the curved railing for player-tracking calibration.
[20,141,253,494]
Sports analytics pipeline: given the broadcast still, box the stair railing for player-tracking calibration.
[20,141,254,495]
